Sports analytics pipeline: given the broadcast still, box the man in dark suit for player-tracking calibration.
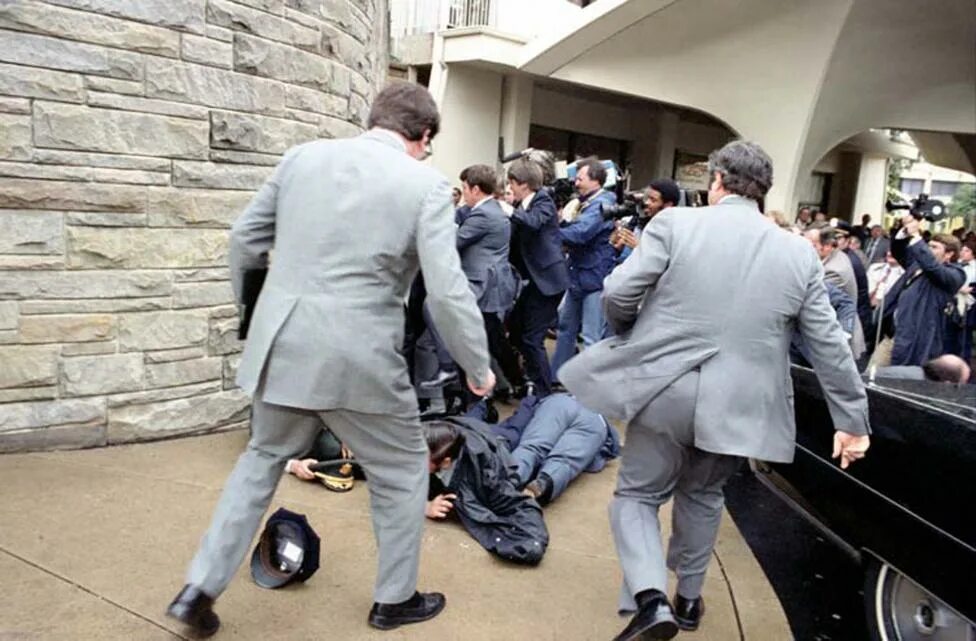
[456,164,522,394]
[507,158,570,396]
[885,218,966,366]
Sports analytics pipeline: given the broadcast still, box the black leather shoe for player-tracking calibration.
[612,590,678,641]
[418,370,458,391]
[674,594,705,631]
[166,585,220,638]
[368,591,446,630]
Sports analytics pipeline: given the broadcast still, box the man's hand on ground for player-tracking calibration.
[467,370,496,397]
[288,458,319,480]
[426,494,457,519]
[832,432,870,470]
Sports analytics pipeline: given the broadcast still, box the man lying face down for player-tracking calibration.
[420,394,619,564]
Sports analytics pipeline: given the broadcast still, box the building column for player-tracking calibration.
[499,73,533,164]
[852,155,889,224]
[429,64,504,182]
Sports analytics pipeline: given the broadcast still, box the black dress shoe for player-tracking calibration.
[418,370,458,391]
[674,594,705,631]
[368,591,446,630]
[612,590,678,641]
[166,584,220,638]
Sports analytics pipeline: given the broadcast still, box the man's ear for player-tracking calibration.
[440,456,452,470]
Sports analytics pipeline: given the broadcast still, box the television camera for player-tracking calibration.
[885,193,948,222]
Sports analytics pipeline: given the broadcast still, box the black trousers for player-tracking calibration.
[508,282,563,395]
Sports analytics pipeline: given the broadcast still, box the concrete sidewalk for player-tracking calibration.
[0,430,791,640]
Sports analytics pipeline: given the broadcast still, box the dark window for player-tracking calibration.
[931,180,962,198]
[899,178,924,196]
[528,124,629,171]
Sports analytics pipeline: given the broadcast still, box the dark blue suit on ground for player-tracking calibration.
[885,235,966,366]
[509,189,569,394]
[490,394,620,502]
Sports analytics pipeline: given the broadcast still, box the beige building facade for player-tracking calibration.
[393,0,976,220]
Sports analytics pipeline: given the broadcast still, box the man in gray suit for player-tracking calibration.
[166,82,494,636]
[456,164,523,391]
[864,225,891,264]
[805,225,866,358]
[559,141,871,641]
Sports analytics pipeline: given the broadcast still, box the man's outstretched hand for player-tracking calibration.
[467,369,496,397]
[832,431,870,470]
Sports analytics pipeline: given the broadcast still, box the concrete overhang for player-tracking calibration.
[441,27,528,68]
[909,131,976,175]
[837,131,919,162]
[518,0,679,75]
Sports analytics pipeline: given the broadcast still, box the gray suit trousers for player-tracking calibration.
[610,371,741,613]
[186,390,429,604]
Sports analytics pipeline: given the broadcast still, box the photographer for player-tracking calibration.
[610,178,679,261]
[883,214,966,366]
[550,158,617,380]
[507,158,570,396]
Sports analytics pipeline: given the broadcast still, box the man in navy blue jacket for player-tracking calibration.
[507,158,570,395]
[885,215,966,366]
[551,158,617,379]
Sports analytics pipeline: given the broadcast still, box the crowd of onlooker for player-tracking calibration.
[768,207,974,383]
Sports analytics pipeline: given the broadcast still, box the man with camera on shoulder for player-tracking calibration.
[610,178,680,260]
[550,158,618,380]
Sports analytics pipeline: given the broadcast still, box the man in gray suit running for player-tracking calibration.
[166,82,494,636]
[560,141,871,641]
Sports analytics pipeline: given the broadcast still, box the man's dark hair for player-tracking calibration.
[707,140,773,200]
[922,355,968,384]
[424,421,465,466]
[648,178,680,206]
[507,158,544,191]
[813,225,839,246]
[578,157,607,187]
[460,164,498,196]
[931,233,961,260]
[367,81,440,142]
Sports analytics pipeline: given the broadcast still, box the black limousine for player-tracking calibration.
[753,365,975,641]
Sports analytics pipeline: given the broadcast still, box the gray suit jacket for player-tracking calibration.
[823,249,866,357]
[230,129,491,414]
[864,236,890,264]
[559,196,869,463]
[457,198,518,316]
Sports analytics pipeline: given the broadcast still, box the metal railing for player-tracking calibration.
[390,0,498,39]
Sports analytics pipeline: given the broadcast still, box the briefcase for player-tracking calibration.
[238,268,268,340]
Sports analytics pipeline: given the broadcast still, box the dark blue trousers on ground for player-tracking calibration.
[510,394,607,500]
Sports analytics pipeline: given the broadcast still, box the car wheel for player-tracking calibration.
[864,556,975,641]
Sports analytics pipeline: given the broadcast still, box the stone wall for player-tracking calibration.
[0,0,388,452]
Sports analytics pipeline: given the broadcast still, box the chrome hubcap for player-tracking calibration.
[876,564,975,641]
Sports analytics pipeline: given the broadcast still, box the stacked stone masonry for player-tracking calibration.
[0,0,388,452]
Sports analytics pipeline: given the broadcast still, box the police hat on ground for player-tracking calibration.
[250,508,321,589]
[309,459,359,492]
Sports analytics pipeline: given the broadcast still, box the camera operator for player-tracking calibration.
[550,158,617,381]
[882,213,966,367]
[609,178,679,260]
[507,158,570,396]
